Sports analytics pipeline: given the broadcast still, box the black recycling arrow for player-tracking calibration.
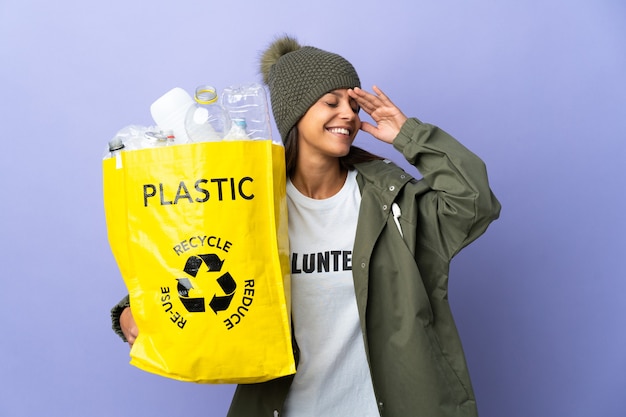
[209,272,237,313]
[177,278,205,312]
[183,254,224,277]
[198,254,224,271]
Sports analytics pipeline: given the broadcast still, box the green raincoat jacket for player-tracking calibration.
[226,118,500,417]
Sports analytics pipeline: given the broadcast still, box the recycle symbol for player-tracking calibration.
[177,254,237,314]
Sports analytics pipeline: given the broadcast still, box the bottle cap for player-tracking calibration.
[233,118,247,128]
[108,137,125,152]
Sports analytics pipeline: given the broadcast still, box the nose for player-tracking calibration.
[339,102,360,133]
[338,99,357,120]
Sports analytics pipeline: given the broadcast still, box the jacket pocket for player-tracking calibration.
[424,324,473,403]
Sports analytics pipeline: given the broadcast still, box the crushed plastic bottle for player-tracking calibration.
[104,125,174,162]
[221,83,272,141]
[185,85,230,142]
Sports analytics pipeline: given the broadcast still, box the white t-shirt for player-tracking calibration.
[283,170,379,417]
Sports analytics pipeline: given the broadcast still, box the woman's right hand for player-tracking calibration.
[349,85,408,144]
[120,307,139,347]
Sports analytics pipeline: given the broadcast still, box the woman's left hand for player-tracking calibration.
[349,85,408,144]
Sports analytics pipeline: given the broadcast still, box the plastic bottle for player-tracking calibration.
[221,83,272,141]
[103,125,141,155]
[150,87,195,144]
[107,136,126,168]
[185,85,230,142]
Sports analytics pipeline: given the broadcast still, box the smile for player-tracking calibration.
[328,127,350,135]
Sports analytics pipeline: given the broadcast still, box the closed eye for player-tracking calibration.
[324,101,359,113]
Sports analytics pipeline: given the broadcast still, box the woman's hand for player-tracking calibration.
[120,307,139,348]
[349,85,408,144]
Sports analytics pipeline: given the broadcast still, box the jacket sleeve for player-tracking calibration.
[110,295,130,342]
[393,118,501,260]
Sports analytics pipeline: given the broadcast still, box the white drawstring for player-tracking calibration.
[392,203,403,238]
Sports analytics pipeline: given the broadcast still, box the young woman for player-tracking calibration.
[112,35,501,417]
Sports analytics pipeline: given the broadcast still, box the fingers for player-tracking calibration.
[351,84,388,102]
[120,307,139,347]
[125,327,138,347]
[349,85,408,144]
[358,121,377,137]
[350,86,382,114]
[370,85,390,103]
[350,86,400,118]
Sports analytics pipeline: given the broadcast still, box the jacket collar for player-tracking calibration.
[355,159,415,203]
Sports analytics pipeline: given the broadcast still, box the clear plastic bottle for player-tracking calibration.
[106,136,126,168]
[185,85,230,142]
[221,83,272,141]
[104,125,143,155]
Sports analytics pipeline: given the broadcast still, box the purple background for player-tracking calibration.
[1,1,625,416]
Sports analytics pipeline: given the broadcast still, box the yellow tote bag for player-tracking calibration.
[103,140,295,383]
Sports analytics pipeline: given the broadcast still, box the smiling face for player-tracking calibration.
[295,89,361,161]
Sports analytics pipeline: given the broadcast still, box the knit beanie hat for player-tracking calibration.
[259,35,361,142]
